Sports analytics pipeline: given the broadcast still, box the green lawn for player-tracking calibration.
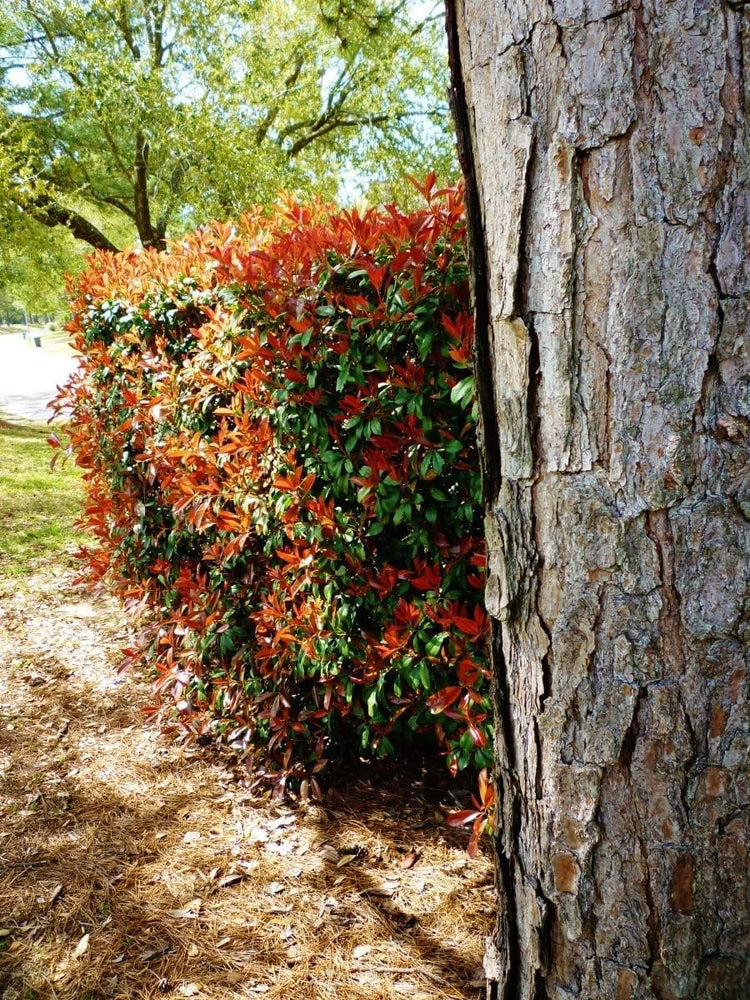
[0,419,84,579]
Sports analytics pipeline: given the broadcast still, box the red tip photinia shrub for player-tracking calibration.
[54,178,491,787]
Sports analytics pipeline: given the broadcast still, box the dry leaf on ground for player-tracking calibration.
[72,933,90,958]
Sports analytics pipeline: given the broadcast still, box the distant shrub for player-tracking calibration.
[55,179,490,790]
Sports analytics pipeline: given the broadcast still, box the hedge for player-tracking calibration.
[54,178,491,791]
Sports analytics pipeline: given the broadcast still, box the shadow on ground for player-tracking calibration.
[0,572,493,1000]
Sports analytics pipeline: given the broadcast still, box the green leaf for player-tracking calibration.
[419,661,432,690]
[424,633,446,657]
[366,688,379,718]
[450,375,475,408]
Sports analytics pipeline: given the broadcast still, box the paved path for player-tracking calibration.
[0,333,78,423]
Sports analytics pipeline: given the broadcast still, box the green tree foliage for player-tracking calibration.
[0,0,454,259]
[0,218,78,319]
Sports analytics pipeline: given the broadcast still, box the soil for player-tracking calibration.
[0,567,493,1000]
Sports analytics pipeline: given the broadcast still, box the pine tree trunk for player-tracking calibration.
[447,2,750,997]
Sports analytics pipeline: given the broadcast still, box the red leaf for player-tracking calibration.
[410,562,442,592]
[467,719,487,748]
[467,816,485,858]
[478,768,491,805]
[425,686,461,713]
[446,809,482,828]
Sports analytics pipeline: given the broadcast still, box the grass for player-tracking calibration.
[0,419,84,579]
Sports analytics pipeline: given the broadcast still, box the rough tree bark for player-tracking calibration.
[446,2,749,998]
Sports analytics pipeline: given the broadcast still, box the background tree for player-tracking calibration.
[447,1,749,997]
[0,111,84,321]
[0,220,77,321]
[0,0,452,266]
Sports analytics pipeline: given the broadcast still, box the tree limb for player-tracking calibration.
[23,196,120,252]
[94,194,137,220]
[255,50,305,145]
[286,106,448,155]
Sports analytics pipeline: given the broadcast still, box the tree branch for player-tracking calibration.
[39,140,133,222]
[109,2,141,60]
[286,106,448,155]
[23,195,120,252]
[255,50,305,145]
[94,194,137,220]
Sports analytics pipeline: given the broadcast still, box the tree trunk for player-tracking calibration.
[134,132,166,251]
[446,2,750,998]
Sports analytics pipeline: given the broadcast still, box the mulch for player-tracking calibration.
[0,569,493,1000]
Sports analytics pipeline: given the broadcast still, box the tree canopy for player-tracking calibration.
[0,0,454,312]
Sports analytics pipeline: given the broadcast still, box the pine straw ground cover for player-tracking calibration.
[0,562,494,1000]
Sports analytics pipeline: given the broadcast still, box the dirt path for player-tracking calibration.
[0,568,493,1000]
[0,333,77,424]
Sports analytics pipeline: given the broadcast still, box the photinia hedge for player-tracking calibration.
[54,178,491,790]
